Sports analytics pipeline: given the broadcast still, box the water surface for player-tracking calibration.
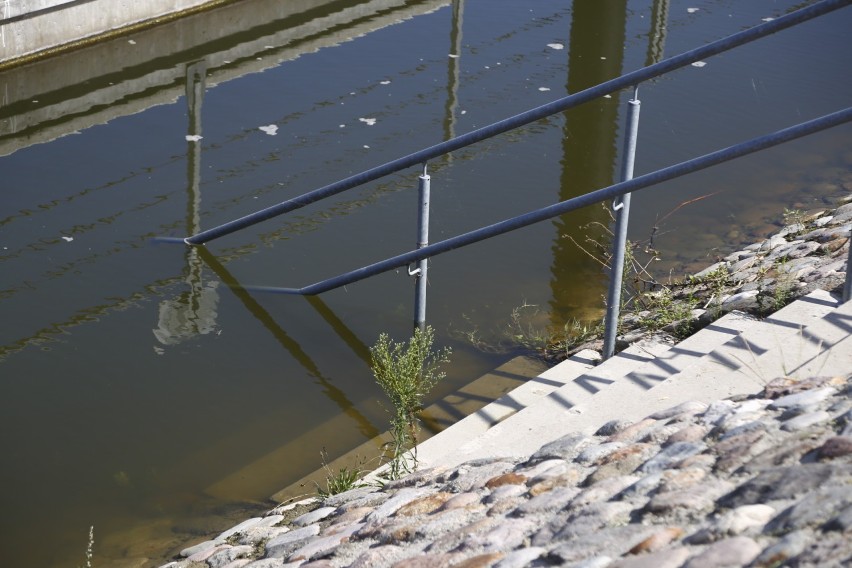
[1,0,850,565]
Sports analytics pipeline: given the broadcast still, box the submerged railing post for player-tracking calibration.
[413,165,431,330]
[603,86,641,360]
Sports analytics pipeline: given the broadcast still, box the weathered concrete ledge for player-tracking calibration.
[0,0,230,64]
[0,0,448,156]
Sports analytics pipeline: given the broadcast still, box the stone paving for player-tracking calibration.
[161,373,852,568]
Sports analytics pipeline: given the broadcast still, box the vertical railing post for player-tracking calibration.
[413,164,431,330]
[603,86,642,359]
[844,239,852,303]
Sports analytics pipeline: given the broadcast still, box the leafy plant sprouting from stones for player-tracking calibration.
[370,325,451,480]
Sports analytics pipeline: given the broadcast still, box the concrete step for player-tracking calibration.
[422,289,841,469]
[417,333,681,469]
[649,292,852,404]
[414,349,601,466]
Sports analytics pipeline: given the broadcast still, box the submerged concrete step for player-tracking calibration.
[267,355,546,504]
[423,289,841,469]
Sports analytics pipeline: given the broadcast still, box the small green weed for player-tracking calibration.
[314,449,366,498]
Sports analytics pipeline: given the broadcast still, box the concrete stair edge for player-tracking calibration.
[421,290,842,469]
[648,293,852,405]
[414,336,674,468]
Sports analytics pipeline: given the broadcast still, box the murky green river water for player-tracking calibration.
[1,0,850,565]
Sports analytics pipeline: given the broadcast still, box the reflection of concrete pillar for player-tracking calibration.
[443,0,464,146]
[646,0,670,66]
[549,0,628,325]
[186,60,206,236]
[154,60,220,348]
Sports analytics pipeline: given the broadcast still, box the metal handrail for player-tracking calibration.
[159,0,852,354]
[173,0,851,245]
[243,108,852,297]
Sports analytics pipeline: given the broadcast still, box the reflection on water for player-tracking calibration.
[1,1,851,566]
[155,62,222,349]
[550,0,628,324]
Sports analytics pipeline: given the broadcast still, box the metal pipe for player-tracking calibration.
[414,168,431,330]
[844,238,852,303]
[180,0,850,245]
[241,106,852,296]
[603,87,641,360]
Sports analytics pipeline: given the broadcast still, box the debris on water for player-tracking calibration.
[691,61,707,68]
[259,125,278,136]
[61,236,74,242]
[449,53,460,58]
[359,118,377,126]
[380,80,391,85]
[128,40,137,45]
[547,43,564,50]
[762,17,775,22]
[185,135,203,142]
[687,8,699,13]
[538,87,551,92]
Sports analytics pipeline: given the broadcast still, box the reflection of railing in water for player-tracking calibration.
[159,0,852,356]
[155,60,382,438]
[194,246,382,441]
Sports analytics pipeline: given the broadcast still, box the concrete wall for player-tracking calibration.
[0,0,222,64]
[0,0,449,156]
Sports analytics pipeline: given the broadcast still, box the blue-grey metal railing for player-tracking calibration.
[162,0,852,351]
[171,0,850,246]
[241,108,852,297]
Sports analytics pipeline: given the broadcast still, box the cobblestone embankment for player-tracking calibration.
[159,195,852,568]
[162,374,852,568]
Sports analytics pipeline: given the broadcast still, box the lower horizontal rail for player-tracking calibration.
[243,106,852,296]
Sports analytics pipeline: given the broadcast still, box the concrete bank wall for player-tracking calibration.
[0,0,448,156]
[0,0,226,64]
